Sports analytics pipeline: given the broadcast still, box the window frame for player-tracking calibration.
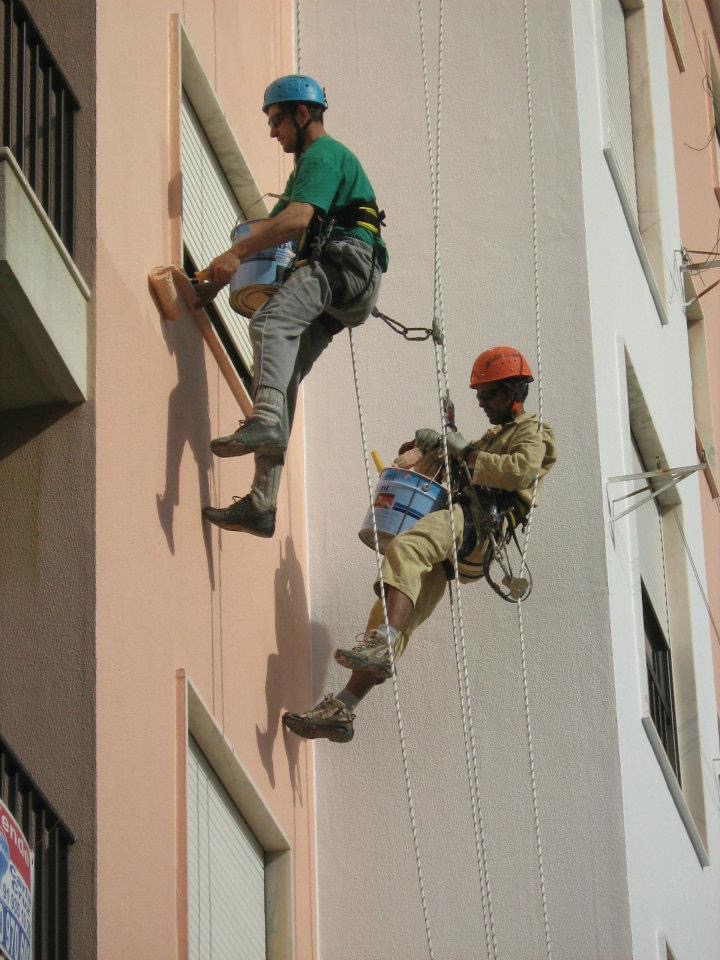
[598,0,668,323]
[175,672,294,960]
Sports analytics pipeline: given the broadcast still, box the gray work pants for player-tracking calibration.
[249,238,382,442]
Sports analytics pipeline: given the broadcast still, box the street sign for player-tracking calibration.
[0,800,32,960]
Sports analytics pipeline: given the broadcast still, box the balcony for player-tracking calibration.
[0,0,89,411]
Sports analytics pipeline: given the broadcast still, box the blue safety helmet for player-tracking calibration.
[262,74,328,113]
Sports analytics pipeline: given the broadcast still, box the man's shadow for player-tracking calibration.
[155,311,215,588]
[255,536,333,795]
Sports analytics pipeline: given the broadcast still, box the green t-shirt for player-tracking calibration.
[270,135,389,272]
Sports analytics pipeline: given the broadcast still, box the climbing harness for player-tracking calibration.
[454,475,533,604]
[292,201,386,307]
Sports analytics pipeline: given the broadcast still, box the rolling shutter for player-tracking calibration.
[187,736,267,960]
[181,92,254,374]
[602,0,638,220]
[631,441,669,638]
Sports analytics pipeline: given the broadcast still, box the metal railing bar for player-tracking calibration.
[3,0,14,147]
[41,60,50,210]
[28,37,37,186]
[53,84,63,237]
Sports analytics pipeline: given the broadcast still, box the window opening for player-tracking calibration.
[183,249,251,393]
[187,735,266,960]
[180,91,253,381]
[643,585,681,781]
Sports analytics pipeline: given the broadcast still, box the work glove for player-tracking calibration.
[414,427,470,462]
[445,428,469,461]
[414,428,441,452]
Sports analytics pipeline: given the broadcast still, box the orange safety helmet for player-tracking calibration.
[469,345,534,389]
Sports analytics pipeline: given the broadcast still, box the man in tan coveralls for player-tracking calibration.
[283,346,557,743]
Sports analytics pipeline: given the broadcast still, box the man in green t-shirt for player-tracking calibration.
[200,74,388,538]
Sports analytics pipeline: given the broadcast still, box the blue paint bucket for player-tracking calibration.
[228,219,296,317]
[358,468,448,554]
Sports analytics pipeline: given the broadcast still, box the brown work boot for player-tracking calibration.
[282,695,355,743]
[334,630,395,680]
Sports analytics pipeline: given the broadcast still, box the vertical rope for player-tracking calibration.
[295,0,302,72]
[517,2,552,957]
[349,329,436,960]
[419,2,498,956]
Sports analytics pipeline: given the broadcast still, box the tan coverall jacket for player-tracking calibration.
[366,412,557,659]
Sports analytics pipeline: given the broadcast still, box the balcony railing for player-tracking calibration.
[0,0,79,253]
[0,735,74,960]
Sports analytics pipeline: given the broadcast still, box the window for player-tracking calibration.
[0,735,73,960]
[602,0,639,219]
[630,437,681,780]
[643,585,680,781]
[683,285,719,498]
[707,47,720,204]
[624,353,709,860]
[187,736,266,960]
[663,0,685,72]
[600,0,666,317]
[180,92,253,381]
[180,677,293,960]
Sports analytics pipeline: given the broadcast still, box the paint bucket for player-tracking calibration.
[358,468,448,554]
[228,219,295,317]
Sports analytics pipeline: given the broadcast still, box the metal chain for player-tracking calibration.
[372,306,437,342]
[419,1,498,956]
[348,329,436,960]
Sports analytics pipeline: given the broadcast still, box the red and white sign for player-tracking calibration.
[0,800,33,960]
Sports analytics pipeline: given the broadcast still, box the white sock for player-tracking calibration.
[253,385,284,426]
[371,624,399,649]
[335,689,360,711]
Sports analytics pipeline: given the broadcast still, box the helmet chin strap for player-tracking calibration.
[291,111,312,158]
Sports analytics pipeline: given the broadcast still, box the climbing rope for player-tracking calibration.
[514,2,553,957]
[417,1,498,956]
[348,328,436,960]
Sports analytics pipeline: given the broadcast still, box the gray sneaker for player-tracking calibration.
[210,418,287,458]
[334,630,395,679]
[282,695,355,743]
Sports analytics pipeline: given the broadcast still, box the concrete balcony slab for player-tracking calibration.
[0,148,90,411]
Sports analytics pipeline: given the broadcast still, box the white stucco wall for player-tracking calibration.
[300,2,642,958]
[571,1,720,958]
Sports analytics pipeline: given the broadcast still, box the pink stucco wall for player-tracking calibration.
[95,2,316,957]
[665,2,720,718]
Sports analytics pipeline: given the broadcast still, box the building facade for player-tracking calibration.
[664,0,720,742]
[2,1,720,959]
[302,1,720,958]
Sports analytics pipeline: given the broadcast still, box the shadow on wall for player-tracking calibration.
[156,312,215,588]
[255,537,333,796]
[0,401,75,459]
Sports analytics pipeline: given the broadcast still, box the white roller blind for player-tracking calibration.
[181,92,254,374]
[602,0,638,220]
[631,442,669,638]
[187,736,267,960]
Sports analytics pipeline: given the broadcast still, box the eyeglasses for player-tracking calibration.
[267,111,290,129]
